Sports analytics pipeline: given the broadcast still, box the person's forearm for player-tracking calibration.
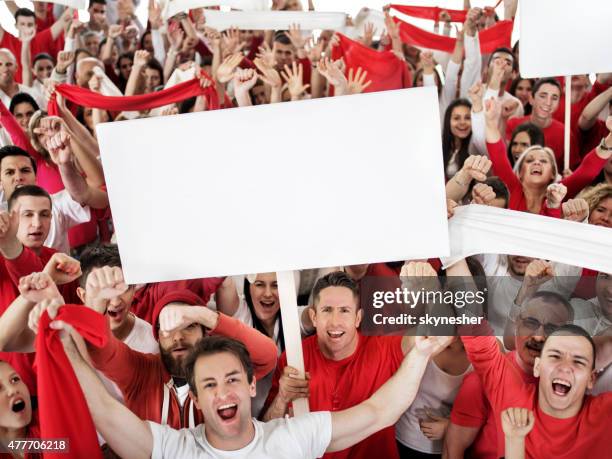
[100,38,115,63]
[0,238,23,261]
[58,159,93,205]
[311,67,325,99]
[366,349,429,428]
[51,9,69,40]
[504,0,518,20]
[163,50,178,82]
[65,338,152,459]
[261,394,289,421]
[21,41,33,87]
[211,313,278,378]
[446,169,472,202]
[0,295,36,352]
[504,437,526,459]
[151,28,166,64]
[578,88,612,130]
[125,65,145,96]
[235,90,252,107]
[270,86,281,104]
[214,278,240,316]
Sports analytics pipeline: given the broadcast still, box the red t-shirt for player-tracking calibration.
[579,119,608,158]
[0,29,62,84]
[506,116,580,170]
[450,351,538,459]
[461,334,612,458]
[266,334,404,459]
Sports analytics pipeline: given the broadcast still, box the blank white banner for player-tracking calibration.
[442,205,612,273]
[31,0,88,8]
[520,0,612,78]
[163,0,268,19]
[199,10,347,31]
[97,87,449,284]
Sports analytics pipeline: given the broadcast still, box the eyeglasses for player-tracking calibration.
[518,316,560,335]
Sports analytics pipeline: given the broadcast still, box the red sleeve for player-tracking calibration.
[450,371,488,427]
[487,139,522,194]
[262,352,287,415]
[4,247,47,287]
[505,117,519,141]
[105,61,121,87]
[298,57,312,87]
[211,313,278,379]
[0,99,41,161]
[88,321,161,397]
[561,148,608,198]
[460,333,528,411]
[183,277,225,304]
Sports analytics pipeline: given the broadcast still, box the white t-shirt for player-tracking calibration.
[0,189,91,254]
[0,84,46,110]
[148,412,332,459]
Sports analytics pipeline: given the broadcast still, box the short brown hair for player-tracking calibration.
[8,184,51,211]
[312,271,359,307]
[185,336,254,393]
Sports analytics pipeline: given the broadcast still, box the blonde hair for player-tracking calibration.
[512,145,559,183]
[577,183,612,214]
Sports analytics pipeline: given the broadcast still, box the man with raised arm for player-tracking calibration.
[28,298,451,459]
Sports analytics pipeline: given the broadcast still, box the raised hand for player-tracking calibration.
[148,0,163,30]
[468,81,484,112]
[168,24,185,51]
[284,23,307,50]
[484,97,502,126]
[420,51,435,75]
[471,183,497,205]
[108,24,123,40]
[317,57,348,91]
[501,99,519,120]
[222,27,247,56]
[414,335,454,358]
[47,131,73,166]
[501,407,535,439]
[361,22,376,47]
[562,198,589,222]
[43,253,82,285]
[545,183,568,209]
[158,304,218,336]
[28,297,65,335]
[523,259,554,288]
[233,68,258,95]
[254,58,282,88]
[18,272,62,304]
[56,51,76,74]
[461,155,492,182]
[305,37,324,63]
[133,49,150,69]
[347,67,372,95]
[0,207,19,248]
[216,53,243,84]
[255,42,276,68]
[281,62,310,101]
[88,74,102,92]
[446,199,458,218]
[84,266,129,314]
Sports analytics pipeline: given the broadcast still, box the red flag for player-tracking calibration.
[393,17,513,54]
[47,72,219,116]
[389,4,467,23]
[331,34,412,93]
[34,306,107,459]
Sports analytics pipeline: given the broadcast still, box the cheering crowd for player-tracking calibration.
[0,0,611,458]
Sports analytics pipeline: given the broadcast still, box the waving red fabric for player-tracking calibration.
[47,74,219,116]
[34,306,107,459]
[331,34,412,93]
[393,17,513,54]
[389,5,467,23]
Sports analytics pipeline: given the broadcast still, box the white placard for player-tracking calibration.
[163,0,268,19]
[31,0,88,8]
[442,205,612,273]
[199,10,347,31]
[519,0,612,78]
[97,87,449,284]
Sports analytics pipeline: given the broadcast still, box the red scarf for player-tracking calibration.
[34,306,107,459]
[331,34,412,93]
[393,17,513,54]
[389,5,468,23]
[47,73,219,116]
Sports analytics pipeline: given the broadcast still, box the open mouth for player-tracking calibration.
[525,341,543,353]
[107,306,125,319]
[171,346,188,357]
[259,300,276,309]
[217,403,238,421]
[28,231,43,238]
[11,399,25,413]
[327,331,345,340]
[552,378,572,396]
